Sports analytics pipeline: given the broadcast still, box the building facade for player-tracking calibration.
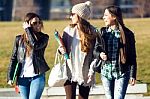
[0,0,149,21]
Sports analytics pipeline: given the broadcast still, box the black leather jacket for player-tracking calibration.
[7,27,50,81]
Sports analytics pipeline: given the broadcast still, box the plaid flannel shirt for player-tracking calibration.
[101,27,123,80]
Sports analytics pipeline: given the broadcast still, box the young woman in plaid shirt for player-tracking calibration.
[94,6,137,99]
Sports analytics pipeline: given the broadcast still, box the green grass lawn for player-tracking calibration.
[0,18,150,95]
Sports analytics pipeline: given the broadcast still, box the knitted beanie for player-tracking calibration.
[71,1,92,20]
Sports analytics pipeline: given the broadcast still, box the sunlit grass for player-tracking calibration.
[0,18,150,95]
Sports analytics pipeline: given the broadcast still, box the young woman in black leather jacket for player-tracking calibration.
[7,12,49,99]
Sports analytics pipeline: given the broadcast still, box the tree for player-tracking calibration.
[133,0,150,18]
[12,0,50,21]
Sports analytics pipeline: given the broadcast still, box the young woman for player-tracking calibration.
[94,6,137,99]
[7,12,49,99]
[58,1,98,99]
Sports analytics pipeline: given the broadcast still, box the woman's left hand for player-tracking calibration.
[130,78,136,86]
[87,75,94,84]
[7,80,13,86]
[23,22,31,29]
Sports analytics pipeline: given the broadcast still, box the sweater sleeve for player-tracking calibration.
[93,29,105,60]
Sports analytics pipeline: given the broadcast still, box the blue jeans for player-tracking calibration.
[18,74,45,99]
[101,72,130,99]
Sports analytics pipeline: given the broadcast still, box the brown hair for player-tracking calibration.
[22,12,43,57]
[24,12,43,28]
[105,6,126,63]
[21,33,33,57]
[70,16,96,53]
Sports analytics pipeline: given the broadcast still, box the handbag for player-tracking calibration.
[48,51,68,87]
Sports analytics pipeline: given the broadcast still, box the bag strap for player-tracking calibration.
[54,50,63,65]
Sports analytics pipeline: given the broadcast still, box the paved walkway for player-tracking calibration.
[0,84,149,99]
[1,96,150,99]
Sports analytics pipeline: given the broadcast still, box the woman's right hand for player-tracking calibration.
[100,52,107,61]
[7,80,13,86]
[22,22,31,29]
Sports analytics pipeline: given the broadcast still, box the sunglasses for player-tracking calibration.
[70,13,75,16]
[31,21,42,26]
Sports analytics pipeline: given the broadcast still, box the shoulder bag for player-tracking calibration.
[48,51,68,87]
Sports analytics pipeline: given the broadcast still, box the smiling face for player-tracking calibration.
[30,17,42,33]
[103,9,116,27]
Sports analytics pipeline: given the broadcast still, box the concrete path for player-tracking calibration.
[1,96,150,99]
[0,84,148,99]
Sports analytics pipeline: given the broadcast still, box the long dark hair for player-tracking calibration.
[105,6,126,63]
[105,5,124,27]
[24,12,43,28]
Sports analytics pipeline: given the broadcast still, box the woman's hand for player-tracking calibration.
[100,52,107,61]
[7,80,13,86]
[130,78,136,86]
[22,22,31,29]
[87,74,94,84]
[58,46,66,54]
